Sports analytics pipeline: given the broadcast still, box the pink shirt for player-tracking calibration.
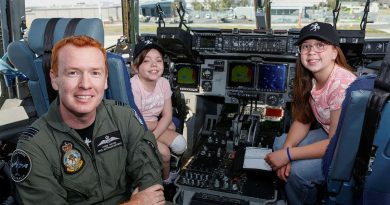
[310,64,356,133]
[131,75,172,122]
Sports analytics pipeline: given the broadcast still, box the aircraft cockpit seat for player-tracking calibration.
[0,53,29,100]
[105,51,146,127]
[0,53,32,141]
[7,18,146,127]
[322,74,376,204]
[323,44,390,204]
[8,18,104,117]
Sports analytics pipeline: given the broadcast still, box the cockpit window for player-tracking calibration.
[25,0,390,48]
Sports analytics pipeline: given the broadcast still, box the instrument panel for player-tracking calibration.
[174,27,386,107]
[192,28,297,55]
[363,38,390,55]
[192,59,295,107]
[176,130,277,205]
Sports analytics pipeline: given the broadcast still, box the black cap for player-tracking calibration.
[132,40,165,61]
[295,22,339,46]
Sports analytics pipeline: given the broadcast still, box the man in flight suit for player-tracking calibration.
[10,35,165,205]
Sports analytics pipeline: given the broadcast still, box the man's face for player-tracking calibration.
[50,44,107,120]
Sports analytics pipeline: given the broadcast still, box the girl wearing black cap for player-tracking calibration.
[265,22,356,205]
[131,41,187,184]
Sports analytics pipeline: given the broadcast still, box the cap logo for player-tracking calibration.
[144,40,153,45]
[310,23,320,32]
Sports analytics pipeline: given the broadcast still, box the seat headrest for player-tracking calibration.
[28,18,104,55]
[7,41,37,80]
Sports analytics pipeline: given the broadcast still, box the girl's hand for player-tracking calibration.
[276,163,291,182]
[265,148,290,170]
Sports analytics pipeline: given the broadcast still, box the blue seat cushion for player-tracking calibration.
[322,74,376,180]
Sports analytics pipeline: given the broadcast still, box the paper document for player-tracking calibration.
[243,147,272,171]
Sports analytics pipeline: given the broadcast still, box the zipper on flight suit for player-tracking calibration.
[72,132,106,203]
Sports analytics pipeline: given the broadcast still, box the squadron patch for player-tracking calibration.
[132,109,144,125]
[10,149,32,182]
[94,131,123,154]
[61,141,84,174]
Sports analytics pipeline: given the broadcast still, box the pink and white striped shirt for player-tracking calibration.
[310,64,356,133]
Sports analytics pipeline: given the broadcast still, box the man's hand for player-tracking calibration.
[123,184,165,205]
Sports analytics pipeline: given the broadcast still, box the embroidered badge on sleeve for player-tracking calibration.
[10,149,32,182]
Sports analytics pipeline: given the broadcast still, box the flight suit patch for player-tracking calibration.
[94,131,123,154]
[61,141,84,174]
[10,149,32,182]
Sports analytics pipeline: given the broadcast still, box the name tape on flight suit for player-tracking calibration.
[94,131,123,154]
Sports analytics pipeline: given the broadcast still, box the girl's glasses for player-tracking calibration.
[298,42,329,54]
